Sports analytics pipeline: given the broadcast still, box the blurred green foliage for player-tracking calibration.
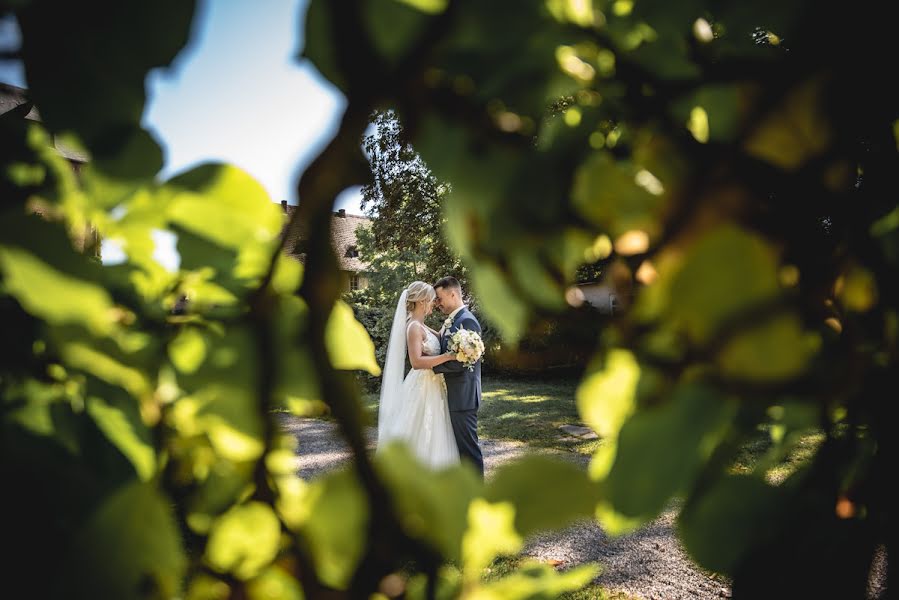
[2,0,898,598]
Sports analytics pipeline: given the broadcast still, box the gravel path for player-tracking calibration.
[278,415,887,599]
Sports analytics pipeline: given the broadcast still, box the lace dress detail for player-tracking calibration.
[379,323,459,469]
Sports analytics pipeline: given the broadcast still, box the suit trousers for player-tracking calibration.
[449,408,483,478]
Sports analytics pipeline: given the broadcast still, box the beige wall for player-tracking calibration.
[344,271,369,292]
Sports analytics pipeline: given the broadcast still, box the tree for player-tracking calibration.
[360,110,463,285]
[3,0,898,598]
[350,110,473,371]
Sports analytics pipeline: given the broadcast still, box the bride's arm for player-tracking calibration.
[407,325,454,369]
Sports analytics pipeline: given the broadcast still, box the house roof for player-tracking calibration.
[0,83,90,163]
[280,202,372,272]
[0,82,40,120]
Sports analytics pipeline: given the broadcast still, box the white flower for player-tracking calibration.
[443,317,453,329]
[447,328,484,371]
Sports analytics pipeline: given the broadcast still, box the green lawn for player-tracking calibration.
[362,376,598,453]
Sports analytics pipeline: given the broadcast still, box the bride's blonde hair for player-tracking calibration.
[405,281,436,322]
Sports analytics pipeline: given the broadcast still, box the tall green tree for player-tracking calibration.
[360,110,463,287]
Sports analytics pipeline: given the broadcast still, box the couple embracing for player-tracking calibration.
[376,276,484,478]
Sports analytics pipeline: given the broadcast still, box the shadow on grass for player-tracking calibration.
[361,377,594,451]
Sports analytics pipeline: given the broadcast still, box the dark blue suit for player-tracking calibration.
[433,307,483,477]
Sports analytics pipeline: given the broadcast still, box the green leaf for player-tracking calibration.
[0,243,116,336]
[607,384,737,519]
[16,0,196,173]
[298,467,369,589]
[169,327,208,374]
[396,0,448,13]
[678,475,783,575]
[271,253,304,295]
[178,327,265,462]
[300,0,348,93]
[572,151,667,241]
[61,341,151,399]
[246,566,306,600]
[363,0,434,63]
[167,163,282,251]
[325,300,382,375]
[86,395,156,481]
[668,225,781,344]
[468,262,529,343]
[576,349,641,441]
[486,454,600,536]
[508,251,565,310]
[716,312,819,381]
[375,442,482,560]
[743,78,832,170]
[61,481,186,599]
[275,297,323,415]
[462,498,523,578]
[205,502,281,580]
[672,85,743,143]
[479,562,600,599]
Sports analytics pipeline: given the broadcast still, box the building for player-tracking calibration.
[279,201,372,292]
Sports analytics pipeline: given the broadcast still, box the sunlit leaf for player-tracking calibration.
[673,85,743,143]
[0,244,116,336]
[179,328,266,462]
[462,499,523,578]
[169,327,207,374]
[166,163,283,282]
[576,349,641,441]
[61,341,151,398]
[86,395,156,481]
[246,566,306,600]
[206,502,281,580]
[486,454,599,536]
[396,0,448,13]
[298,467,369,589]
[668,225,781,344]
[325,300,382,375]
[716,313,818,381]
[475,562,599,599]
[375,442,481,560]
[607,384,737,518]
[572,151,667,241]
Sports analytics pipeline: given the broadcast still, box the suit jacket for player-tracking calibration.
[433,307,482,411]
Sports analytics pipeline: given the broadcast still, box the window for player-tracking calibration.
[350,274,360,291]
[345,245,359,258]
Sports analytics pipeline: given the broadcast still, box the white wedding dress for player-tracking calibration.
[377,291,460,469]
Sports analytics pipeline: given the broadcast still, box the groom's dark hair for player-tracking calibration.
[434,276,461,291]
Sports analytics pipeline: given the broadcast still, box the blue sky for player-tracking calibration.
[1,1,366,268]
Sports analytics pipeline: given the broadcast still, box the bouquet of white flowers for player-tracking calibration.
[447,326,484,371]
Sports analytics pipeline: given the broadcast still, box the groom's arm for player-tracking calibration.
[432,316,481,374]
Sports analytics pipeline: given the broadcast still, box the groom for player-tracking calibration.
[432,276,484,478]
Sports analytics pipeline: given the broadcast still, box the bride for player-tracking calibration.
[377,281,460,469]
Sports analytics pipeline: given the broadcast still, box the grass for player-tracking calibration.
[362,376,600,453]
[732,425,826,483]
[365,376,825,477]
